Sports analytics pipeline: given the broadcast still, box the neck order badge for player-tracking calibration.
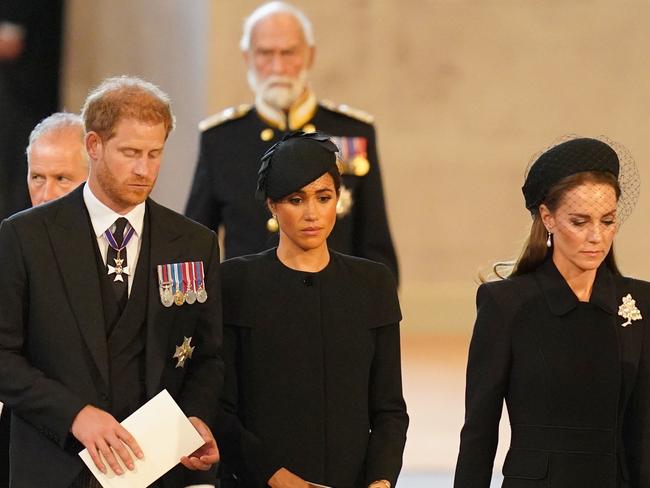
[105,218,135,283]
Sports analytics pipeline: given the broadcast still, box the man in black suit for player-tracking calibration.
[185,1,399,281]
[0,76,222,487]
[0,0,64,219]
[0,112,89,488]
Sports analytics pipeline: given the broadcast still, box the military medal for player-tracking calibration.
[330,136,370,177]
[336,185,353,216]
[350,155,370,176]
[350,137,369,176]
[195,261,208,303]
[157,264,174,307]
[172,263,185,306]
[173,336,195,368]
[184,261,197,304]
[104,223,135,282]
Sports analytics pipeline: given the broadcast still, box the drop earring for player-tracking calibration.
[546,231,552,248]
[266,215,279,233]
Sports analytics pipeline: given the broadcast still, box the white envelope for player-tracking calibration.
[79,389,205,488]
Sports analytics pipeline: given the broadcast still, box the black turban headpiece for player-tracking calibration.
[255,130,339,201]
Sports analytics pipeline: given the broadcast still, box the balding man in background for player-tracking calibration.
[186,1,399,281]
[26,112,89,206]
[0,112,88,487]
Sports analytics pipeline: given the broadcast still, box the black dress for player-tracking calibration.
[217,249,408,488]
[454,258,650,487]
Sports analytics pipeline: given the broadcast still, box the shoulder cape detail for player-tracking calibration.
[320,99,374,124]
[198,104,252,132]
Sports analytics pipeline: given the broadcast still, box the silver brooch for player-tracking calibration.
[173,336,195,368]
[618,294,642,327]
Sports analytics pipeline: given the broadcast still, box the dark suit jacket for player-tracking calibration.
[185,103,399,282]
[454,258,649,488]
[0,186,223,487]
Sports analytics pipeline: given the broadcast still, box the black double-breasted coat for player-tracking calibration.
[454,258,650,487]
[216,249,408,488]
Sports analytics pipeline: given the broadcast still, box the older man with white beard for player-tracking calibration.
[185,1,399,281]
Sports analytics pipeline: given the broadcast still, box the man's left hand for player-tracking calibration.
[181,416,219,470]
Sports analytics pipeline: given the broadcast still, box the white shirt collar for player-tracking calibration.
[83,183,146,238]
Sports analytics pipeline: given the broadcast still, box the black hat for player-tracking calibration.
[255,131,339,201]
[522,137,620,212]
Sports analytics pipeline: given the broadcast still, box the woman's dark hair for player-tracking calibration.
[269,168,341,203]
[511,170,622,277]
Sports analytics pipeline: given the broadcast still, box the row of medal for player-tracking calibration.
[330,136,370,177]
[157,261,207,308]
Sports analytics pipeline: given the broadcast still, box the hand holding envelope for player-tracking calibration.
[181,416,220,470]
[79,390,214,488]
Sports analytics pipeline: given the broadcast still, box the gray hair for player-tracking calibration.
[240,1,314,51]
[26,112,88,166]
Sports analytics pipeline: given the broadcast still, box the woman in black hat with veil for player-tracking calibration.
[454,136,649,487]
[215,131,408,488]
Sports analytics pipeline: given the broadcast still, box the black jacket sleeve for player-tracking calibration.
[185,132,223,233]
[365,323,408,486]
[352,125,399,283]
[454,283,512,488]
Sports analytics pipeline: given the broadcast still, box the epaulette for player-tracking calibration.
[198,104,252,132]
[320,99,374,124]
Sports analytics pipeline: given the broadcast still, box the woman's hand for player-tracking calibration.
[268,467,310,488]
[368,480,391,488]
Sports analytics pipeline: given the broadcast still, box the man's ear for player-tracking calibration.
[306,46,316,70]
[85,131,102,162]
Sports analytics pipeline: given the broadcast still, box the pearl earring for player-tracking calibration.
[546,231,552,248]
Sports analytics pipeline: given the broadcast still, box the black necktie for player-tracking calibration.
[107,217,129,311]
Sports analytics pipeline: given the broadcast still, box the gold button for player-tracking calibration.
[260,128,274,141]
[302,124,316,133]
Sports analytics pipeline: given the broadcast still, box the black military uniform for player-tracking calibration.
[185,91,399,281]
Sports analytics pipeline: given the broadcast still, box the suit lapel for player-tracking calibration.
[46,186,109,386]
[145,199,184,397]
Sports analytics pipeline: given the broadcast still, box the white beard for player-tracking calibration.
[247,68,308,110]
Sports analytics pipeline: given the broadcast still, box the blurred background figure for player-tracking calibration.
[0,0,64,219]
[0,110,88,488]
[26,112,89,206]
[185,1,399,281]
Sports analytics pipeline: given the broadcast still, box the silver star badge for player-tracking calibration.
[173,336,195,368]
[618,293,642,327]
[108,257,130,282]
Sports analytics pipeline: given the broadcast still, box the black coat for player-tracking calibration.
[216,249,408,488]
[185,103,399,282]
[0,186,223,487]
[454,258,650,488]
